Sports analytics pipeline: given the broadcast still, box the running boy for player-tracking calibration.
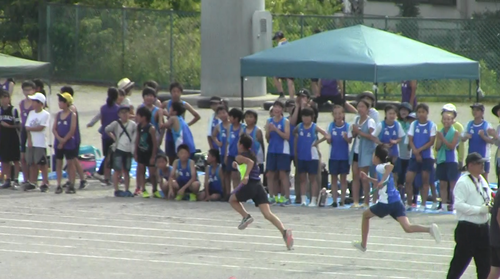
[52,93,77,194]
[134,106,159,198]
[211,105,231,198]
[435,111,460,212]
[156,153,172,197]
[105,105,137,197]
[168,144,200,201]
[244,110,265,173]
[226,108,246,194]
[462,103,494,181]
[405,103,438,211]
[265,101,291,205]
[0,89,21,189]
[352,145,441,252]
[294,107,329,207]
[24,93,50,191]
[162,101,196,157]
[19,81,35,187]
[198,149,223,201]
[230,134,293,250]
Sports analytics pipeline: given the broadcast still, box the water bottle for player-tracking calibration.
[318,188,328,207]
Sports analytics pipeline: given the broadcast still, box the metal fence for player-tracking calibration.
[39,3,500,99]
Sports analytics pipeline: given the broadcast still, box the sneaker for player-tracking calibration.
[278,196,285,204]
[124,190,134,197]
[237,214,254,230]
[351,203,362,208]
[24,183,37,191]
[308,202,317,208]
[300,201,307,206]
[280,199,292,206]
[1,180,11,189]
[55,186,63,194]
[40,184,49,193]
[142,190,150,198]
[430,223,441,244]
[362,203,370,208]
[79,180,88,190]
[268,197,276,205]
[331,202,338,208]
[62,181,70,188]
[189,193,197,201]
[65,185,76,194]
[133,188,142,196]
[114,190,125,197]
[283,229,294,250]
[11,181,20,190]
[175,194,183,201]
[101,179,112,187]
[431,202,439,210]
[352,241,367,252]
[153,190,162,199]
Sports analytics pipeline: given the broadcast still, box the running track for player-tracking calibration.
[0,186,477,279]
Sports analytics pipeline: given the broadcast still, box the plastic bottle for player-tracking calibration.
[318,188,328,207]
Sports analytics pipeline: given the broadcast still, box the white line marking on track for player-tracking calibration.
[0,248,412,279]
[0,204,453,236]
[0,228,450,266]
[0,238,446,275]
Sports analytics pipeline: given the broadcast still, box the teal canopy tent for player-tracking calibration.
[239,25,480,109]
[0,53,51,78]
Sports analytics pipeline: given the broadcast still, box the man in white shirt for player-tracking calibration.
[447,152,493,279]
[24,92,51,192]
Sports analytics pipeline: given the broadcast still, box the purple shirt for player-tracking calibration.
[100,104,120,139]
[20,99,34,126]
[54,111,76,150]
[320,79,339,96]
[401,81,417,108]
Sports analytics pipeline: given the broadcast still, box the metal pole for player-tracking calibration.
[46,4,51,65]
[75,5,80,77]
[169,10,174,83]
[241,76,245,111]
[122,7,126,77]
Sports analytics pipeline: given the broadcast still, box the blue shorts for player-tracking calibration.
[408,158,434,173]
[329,160,350,175]
[165,137,176,157]
[484,161,491,173]
[297,159,319,174]
[436,162,459,182]
[266,153,291,172]
[370,201,406,220]
[225,155,238,173]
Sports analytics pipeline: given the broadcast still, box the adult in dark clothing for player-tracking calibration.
[288,89,318,127]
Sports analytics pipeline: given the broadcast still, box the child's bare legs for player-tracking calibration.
[331,174,339,203]
[351,162,361,206]
[360,166,370,206]
[266,171,277,198]
[273,77,284,95]
[113,170,121,192]
[299,173,307,204]
[104,156,111,182]
[147,166,158,192]
[448,180,456,209]
[1,162,11,181]
[188,181,201,195]
[259,203,286,232]
[487,266,500,279]
[231,170,241,191]
[340,174,348,205]
[21,153,29,183]
[279,170,290,199]
[360,208,376,248]
[439,180,448,209]
[229,193,249,218]
[421,170,434,206]
[41,164,49,185]
[13,161,20,183]
[67,158,76,185]
[405,171,416,206]
[56,159,63,186]
[160,180,169,195]
[29,164,39,186]
[73,159,86,183]
[286,79,295,99]
[309,173,318,200]
[197,191,221,201]
[397,216,431,233]
[223,170,231,198]
[136,164,145,191]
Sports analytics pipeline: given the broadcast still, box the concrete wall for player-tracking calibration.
[364,0,500,19]
[201,0,268,98]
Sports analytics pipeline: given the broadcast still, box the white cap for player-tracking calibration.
[408,112,417,118]
[442,103,456,112]
[28,92,46,104]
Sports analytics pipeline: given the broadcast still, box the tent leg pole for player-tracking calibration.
[240,76,244,111]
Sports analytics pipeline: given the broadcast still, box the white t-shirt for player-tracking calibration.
[207,113,220,137]
[369,108,379,124]
[348,117,377,154]
[374,122,406,139]
[25,109,51,148]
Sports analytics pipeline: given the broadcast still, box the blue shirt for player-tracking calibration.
[377,120,404,157]
[376,163,400,204]
[159,166,173,180]
[176,159,194,186]
[172,116,196,155]
[267,117,290,155]
[408,121,436,159]
[328,122,349,161]
[208,164,223,194]
[217,122,229,157]
[296,123,319,161]
[465,120,491,161]
[228,123,245,157]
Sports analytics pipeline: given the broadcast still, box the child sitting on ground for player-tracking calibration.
[168,144,200,201]
[198,149,223,201]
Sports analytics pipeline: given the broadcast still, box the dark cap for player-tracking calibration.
[492,103,500,117]
[297,88,311,99]
[272,100,285,108]
[470,103,485,111]
[0,89,9,97]
[209,96,222,103]
[357,91,376,103]
[399,102,412,112]
[465,152,487,166]
[272,31,284,40]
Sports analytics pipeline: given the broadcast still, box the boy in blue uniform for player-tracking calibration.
[293,108,329,207]
[211,105,231,199]
[244,110,265,173]
[141,87,164,144]
[225,108,246,194]
[265,101,291,205]
[405,103,438,211]
[168,144,200,201]
[198,149,223,201]
[229,134,293,250]
[156,153,173,198]
[352,145,441,252]
[162,101,196,158]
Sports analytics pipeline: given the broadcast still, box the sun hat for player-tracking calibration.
[28,92,46,104]
[117,78,135,90]
[57,92,73,106]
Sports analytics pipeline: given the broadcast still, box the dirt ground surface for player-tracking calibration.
[0,83,490,278]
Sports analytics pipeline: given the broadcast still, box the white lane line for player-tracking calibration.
[0,210,453,244]
[0,217,451,254]
[0,248,412,279]
[0,238,446,275]
[0,205,452,235]
[0,228,451,266]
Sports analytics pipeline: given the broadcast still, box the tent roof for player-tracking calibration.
[240,25,479,82]
[0,53,51,78]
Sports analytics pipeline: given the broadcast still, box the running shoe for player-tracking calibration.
[189,193,197,201]
[114,190,125,197]
[352,241,366,252]
[55,186,63,194]
[24,183,37,191]
[308,202,317,208]
[65,185,76,194]
[153,190,162,198]
[101,179,112,187]
[124,190,134,197]
[430,202,439,210]
[331,202,338,208]
[278,196,285,204]
[430,223,441,244]
[268,196,276,205]
[300,201,307,206]
[351,203,361,208]
[40,184,49,193]
[237,214,254,230]
[133,188,142,196]
[62,181,70,188]
[142,190,150,198]
[283,229,294,250]
[280,199,292,206]
[79,180,88,190]
[175,194,183,201]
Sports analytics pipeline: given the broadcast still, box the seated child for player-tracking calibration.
[168,144,200,201]
[156,153,173,197]
[198,149,223,201]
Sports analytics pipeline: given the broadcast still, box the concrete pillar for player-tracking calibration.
[201,0,270,98]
